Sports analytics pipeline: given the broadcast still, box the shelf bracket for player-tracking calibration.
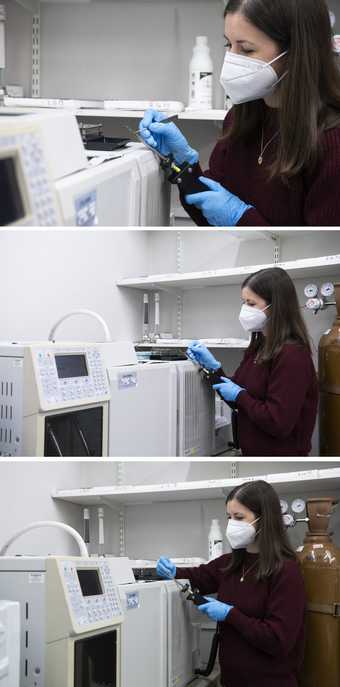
[119,507,126,557]
[31,9,40,97]
[176,231,183,339]
[273,235,281,264]
[230,462,239,479]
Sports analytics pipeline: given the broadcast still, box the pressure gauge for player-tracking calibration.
[320,282,335,298]
[291,498,306,514]
[283,513,294,527]
[280,499,289,514]
[306,298,323,311]
[304,284,318,298]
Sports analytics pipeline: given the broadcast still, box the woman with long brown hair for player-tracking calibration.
[186,267,318,456]
[139,0,340,226]
[156,480,306,687]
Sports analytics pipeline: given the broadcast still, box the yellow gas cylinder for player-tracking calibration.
[319,282,340,456]
[298,497,340,687]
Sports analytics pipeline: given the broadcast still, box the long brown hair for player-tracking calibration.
[225,480,296,580]
[224,0,340,180]
[242,266,311,363]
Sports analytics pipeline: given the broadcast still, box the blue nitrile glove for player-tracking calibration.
[213,377,245,402]
[198,599,233,622]
[185,177,253,226]
[186,341,221,371]
[156,556,176,579]
[139,109,199,164]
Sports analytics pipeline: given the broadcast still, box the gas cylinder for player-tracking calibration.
[319,282,340,456]
[298,497,340,687]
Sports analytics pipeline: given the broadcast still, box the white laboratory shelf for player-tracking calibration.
[76,109,228,121]
[179,109,228,121]
[76,109,146,119]
[53,467,340,507]
[116,254,340,292]
[135,339,249,349]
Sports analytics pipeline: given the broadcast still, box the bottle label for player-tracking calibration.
[190,71,213,107]
[209,538,223,560]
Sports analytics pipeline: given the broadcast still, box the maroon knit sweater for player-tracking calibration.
[218,343,318,456]
[176,553,306,687]
[180,108,340,226]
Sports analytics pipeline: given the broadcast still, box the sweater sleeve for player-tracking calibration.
[303,126,340,226]
[236,346,315,439]
[237,207,271,226]
[225,561,306,658]
[175,556,227,595]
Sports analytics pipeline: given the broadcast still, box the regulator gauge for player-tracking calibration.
[291,498,306,514]
[280,499,289,514]
[304,284,318,298]
[283,513,294,527]
[320,282,335,298]
[306,298,323,311]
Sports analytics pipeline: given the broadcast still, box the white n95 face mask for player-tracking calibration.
[226,518,259,550]
[220,50,287,105]
[239,303,270,333]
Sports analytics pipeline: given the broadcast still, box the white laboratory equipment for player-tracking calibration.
[48,311,177,457]
[108,558,199,687]
[0,110,70,226]
[0,558,123,687]
[164,360,215,457]
[0,342,110,457]
[1,107,170,226]
[0,523,123,687]
[52,142,171,226]
[0,601,20,687]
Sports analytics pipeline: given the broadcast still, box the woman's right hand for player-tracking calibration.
[186,341,221,371]
[138,109,199,164]
[156,556,176,579]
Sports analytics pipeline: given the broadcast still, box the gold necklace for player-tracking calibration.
[258,126,280,165]
[240,560,258,582]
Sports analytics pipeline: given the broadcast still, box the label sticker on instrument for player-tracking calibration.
[28,573,44,584]
[118,372,137,390]
[75,190,98,226]
[126,591,140,610]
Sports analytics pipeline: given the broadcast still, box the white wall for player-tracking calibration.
[2,0,32,95]
[0,462,85,556]
[0,229,150,342]
[39,1,224,106]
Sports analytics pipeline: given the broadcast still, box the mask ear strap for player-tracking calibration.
[267,50,288,66]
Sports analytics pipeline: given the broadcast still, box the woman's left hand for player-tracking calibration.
[185,177,252,226]
[213,377,245,402]
[197,599,233,621]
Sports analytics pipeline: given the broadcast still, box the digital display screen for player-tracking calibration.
[77,569,103,597]
[0,156,25,226]
[55,354,88,379]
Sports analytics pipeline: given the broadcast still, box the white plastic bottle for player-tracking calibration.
[208,518,223,560]
[188,36,213,110]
